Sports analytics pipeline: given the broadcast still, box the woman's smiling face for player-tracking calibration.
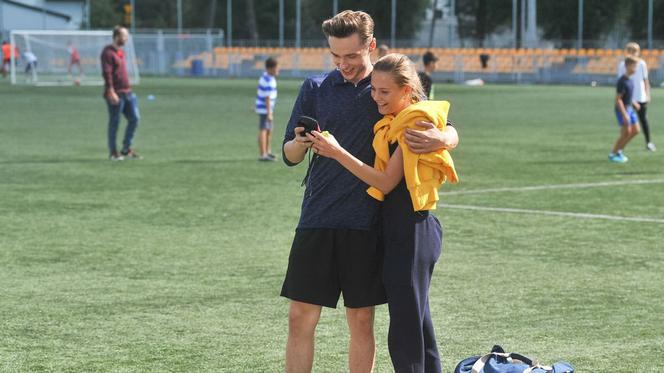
[370,71,411,116]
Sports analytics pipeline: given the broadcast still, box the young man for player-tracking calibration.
[610,56,641,163]
[617,42,655,151]
[281,10,458,373]
[101,26,142,161]
[418,51,438,100]
[255,57,279,161]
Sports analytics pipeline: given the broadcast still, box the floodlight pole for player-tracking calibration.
[0,4,4,39]
[296,0,301,48]
[577,0,583,49]
[177,0,183,34]
[520,0,525,48]
[227,0,232,47]
[428,0,438,49]
[512,0,517,49]
[333,0,338,15]
[526,0,536,48]
[130,0,135,33]
[85,0,91,29]
[279,0,284,47]
[647,0,653,50]
[390,0,396,48]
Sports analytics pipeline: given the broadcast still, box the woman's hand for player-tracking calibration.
[307,131,344,160]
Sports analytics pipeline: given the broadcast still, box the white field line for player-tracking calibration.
[441,179,664,196]
[440,204,664,224]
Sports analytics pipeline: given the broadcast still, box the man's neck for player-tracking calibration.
[348,64,373,85]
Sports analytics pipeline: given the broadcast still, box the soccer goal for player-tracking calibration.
[9,30,140,86]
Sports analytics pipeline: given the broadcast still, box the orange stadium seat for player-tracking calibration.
[436,55,456,72]
[297,49,331,70]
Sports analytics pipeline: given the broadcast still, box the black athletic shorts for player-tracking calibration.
[280,228,387,309]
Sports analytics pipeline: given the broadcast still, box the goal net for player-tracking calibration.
[9,30,140,86]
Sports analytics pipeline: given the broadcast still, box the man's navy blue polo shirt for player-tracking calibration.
[283,69,383,230]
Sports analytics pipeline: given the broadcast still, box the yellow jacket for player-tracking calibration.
[367,100,459,211]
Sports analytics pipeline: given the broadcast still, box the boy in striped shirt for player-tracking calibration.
[255,57,279,161]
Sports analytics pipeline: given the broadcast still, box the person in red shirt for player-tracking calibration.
[67,41,83,79]
[100,26,142,161]
[2,41,11,77]
[1,42,20,77]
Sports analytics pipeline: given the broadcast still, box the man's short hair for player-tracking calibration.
[113,26,126,39]
[322,10,374,45]
[624,55,639,67]
[265,57,278,69]
[422,51,439,66]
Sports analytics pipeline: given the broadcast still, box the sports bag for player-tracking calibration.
[454,345,574,373]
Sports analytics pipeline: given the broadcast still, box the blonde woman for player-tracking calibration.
[309,53,458,373]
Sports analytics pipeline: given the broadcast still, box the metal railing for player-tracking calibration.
[128,32,664,85]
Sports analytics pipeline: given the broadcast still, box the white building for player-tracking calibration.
[415,0,459,48]
[0,0,88,39]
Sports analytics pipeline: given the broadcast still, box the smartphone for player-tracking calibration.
[297,115,320,136]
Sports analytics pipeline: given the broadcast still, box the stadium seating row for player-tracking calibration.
[572,55,661,74]
[172,47,664,76]
[214,46,664,57]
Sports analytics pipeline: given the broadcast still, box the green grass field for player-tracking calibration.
[1,76,663,372]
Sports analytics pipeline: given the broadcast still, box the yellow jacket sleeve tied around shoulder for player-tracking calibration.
[367,100,459,211]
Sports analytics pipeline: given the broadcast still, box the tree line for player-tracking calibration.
[461,0,664,47]
[90,0,664,47]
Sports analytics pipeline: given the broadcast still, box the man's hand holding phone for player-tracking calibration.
[294,115,320,148]
[293,126,314,149]
[284,116,320,164]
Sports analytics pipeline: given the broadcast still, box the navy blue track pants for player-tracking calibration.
[383,212,443,373]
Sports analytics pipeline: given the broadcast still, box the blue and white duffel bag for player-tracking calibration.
[454,345,574,373]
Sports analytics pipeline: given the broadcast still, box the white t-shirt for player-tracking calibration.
[23,51,37,64]
[617,59,648,103]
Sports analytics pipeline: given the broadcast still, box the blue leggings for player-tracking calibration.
[106,92,140,154]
